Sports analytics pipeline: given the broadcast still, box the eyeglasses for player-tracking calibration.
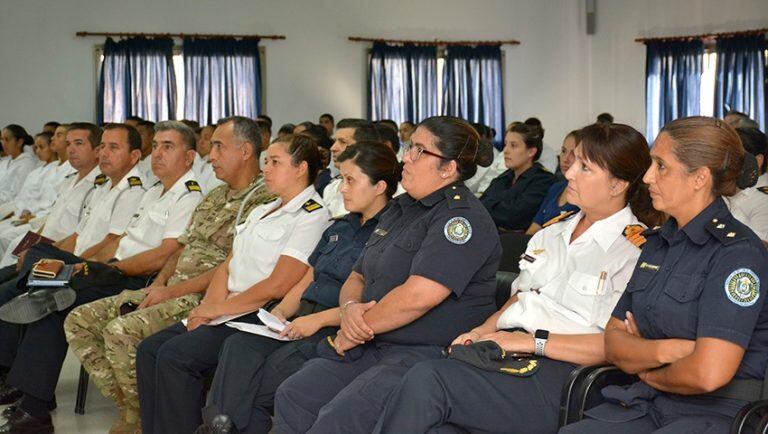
[403,143,451,162]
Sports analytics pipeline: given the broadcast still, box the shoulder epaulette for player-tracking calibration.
[446,185,470,209]
[623,224,647,248]
[127,176,143,188]
[94,174,108,186]
[758,186,768,195]
[705,217,746,245]
[185,180,202,193]
[302,198,323,213]
[542,210,576,228]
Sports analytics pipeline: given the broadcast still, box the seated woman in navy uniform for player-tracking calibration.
[272,116,501,434]
[196,142,401,434]
[560,116,768,433]
[480,123,556,231]
[135,134,331,434]
[526,129,582,235]
[374,123,665,434]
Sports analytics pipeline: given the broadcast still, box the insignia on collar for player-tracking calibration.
[185,180,201,192]
[302,198,323,213]
[758,186,768,195]
[128,176,143,188]
[725,268,760,307]
[374,228,389,237]
[639,262,659,271]
[329,234,339,243]
[444,216,472,245]
[94,174,108,186]
[623,224,647,248]
[542,210,575,228]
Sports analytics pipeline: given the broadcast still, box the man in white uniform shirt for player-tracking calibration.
[0,121,204,434]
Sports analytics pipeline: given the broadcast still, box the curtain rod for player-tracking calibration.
[635,28,767,43]
[76,31,285,40]
[348,36,520,46]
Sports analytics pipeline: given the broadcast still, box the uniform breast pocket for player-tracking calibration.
[254,223,287,245]
[660,273,705,337]
[563,271,603,324]
[142,208,168,241]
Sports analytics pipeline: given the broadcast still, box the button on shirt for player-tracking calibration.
[301,211,383,308]
[531,180,580,227]
[354,182,502,346]
[726,187,768,240]
[614,198,768,384]
[74,166,146,256]
[114,169,203,260]
[38,167,100,241]
[498,207,643,334]
[480,163,556,231]
[227,185,331,294]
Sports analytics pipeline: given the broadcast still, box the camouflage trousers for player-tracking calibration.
[63,289,201,413]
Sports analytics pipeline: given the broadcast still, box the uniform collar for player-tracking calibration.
[164,168,198,196]
[79,166,100,185]
[559,206,637,251]
[410,181,467,208]
[273,185,318,214]
[661,197,729,246]
[342,204,387,229]
[229,174,266,201]
[505,163,544,182]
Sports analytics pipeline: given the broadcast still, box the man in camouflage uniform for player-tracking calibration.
[64,117,274,434]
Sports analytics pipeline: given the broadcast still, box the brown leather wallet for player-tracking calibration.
[31,259,65,279]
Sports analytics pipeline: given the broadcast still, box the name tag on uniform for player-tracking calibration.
[639,262,659,271]
[329,234,339,243]
[374,228,389,237]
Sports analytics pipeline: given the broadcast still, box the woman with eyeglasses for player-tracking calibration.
[272,116,502,434]
[481,123,557,231]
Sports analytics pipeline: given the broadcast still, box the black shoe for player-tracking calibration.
[0,408,53,433]
[210,414,233,434]
[0,384,21,406]
[1,401,18,419]
[0,287,76,324]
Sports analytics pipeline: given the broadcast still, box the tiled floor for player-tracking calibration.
[1,351,118,434]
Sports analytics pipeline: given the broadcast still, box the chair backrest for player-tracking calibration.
[498,232,532,273]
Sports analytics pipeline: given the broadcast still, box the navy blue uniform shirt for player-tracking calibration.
[531,180,580,226]
[353,182,501,346]
[302,210,382,308]
[480,163,556,231]
[613,198,768,414]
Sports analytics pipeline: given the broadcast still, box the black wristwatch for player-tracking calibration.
[534,329,550,356]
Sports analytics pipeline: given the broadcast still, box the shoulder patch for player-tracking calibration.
[724,268,760,307]
[758,186,768,195]
[623,224,647,248]
[706,217,745,245]
[128,176,143,188]
[444,216,472,245]
[302,198,323,213]
[94,174,108,186]
[185,180,201,192]
[542,210,576,228]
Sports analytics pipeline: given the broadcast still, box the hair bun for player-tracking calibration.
[475,139,495,168]
[737,152,759,190]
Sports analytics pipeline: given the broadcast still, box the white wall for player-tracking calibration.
[0,0,766,148]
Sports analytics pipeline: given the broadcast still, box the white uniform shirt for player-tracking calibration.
[227,185,331,294]
[36,161,77,217]
[726,187,768,240]
[497,206,643,334]
[756,172,768,188]
[38,167,101,240]
[0,149,40,203]
[114,169,203,260]
[465,148,506,196]
[73,166,146,256]
[192,153,224,194]
[11,162,66,216]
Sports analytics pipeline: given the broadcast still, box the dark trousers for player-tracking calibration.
[1,244,146,408]
[209,327,335,434]
[374,357,576,434]
[273,342,444,434]
[136,313,261,434]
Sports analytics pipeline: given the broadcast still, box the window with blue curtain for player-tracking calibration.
[644,40,703,141]
[368,43,438,125]
[714,35,767,132]
[183,38,262,125]
[98,37,177,124]
[441,45,505,147]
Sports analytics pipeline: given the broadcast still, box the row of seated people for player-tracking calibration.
[0,115,764,434]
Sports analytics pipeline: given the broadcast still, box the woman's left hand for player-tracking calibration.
[188,302,221,321]
[478,330,535,354]
[280,315,323,340]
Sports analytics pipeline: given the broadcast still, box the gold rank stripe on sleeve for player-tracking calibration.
[302,198,323,213]
[541,210,575,228]
[127,176,143,188]
[94,174,108,186]
[623,224,647,248]
[185,180,202,192]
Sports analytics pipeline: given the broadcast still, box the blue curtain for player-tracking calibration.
[98,37,177,124]
[368,43,438,125]
[645,40,703,141]
[183,38,262,125]
[441,45,505,146]
[714,35,767,132]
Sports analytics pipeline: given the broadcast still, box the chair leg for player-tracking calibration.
[75,365,88,414]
